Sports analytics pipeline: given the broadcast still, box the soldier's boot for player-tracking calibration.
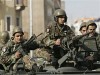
[32,64,39,72]
[11,59,25,72]
[16,60,25,71]
[38,65,43,72]
[29,64,39,75]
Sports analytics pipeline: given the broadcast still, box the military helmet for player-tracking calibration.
[0,31,10,44]
[86,20,97,29]
[54,9,67,22]
[79,22,86,31]
[12,26,24,36]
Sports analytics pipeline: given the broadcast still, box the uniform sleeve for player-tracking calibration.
[47,22,53,33]
[46,22,55,39]
[97,34,100,50]
[65,25,75,41]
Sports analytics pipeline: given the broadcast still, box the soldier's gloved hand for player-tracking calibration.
[15,51,22,59]
[55,39,61,45]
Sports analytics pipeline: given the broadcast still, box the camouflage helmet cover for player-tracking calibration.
[54,9,66,17]
[12,26,24,36]
[54,9,67,22]
[79,22,87,31]
[86,20,97,29]
[0,31,10,44]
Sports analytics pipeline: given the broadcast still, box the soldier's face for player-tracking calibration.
[87,25,96,36]
[57,16,65,24]
[13,33,23,43]
[80,27,87,35]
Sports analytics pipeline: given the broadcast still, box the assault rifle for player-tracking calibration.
[58,32,92,67]
[72,32,91,41]
[8,33,43,56]
[22,33,43,49]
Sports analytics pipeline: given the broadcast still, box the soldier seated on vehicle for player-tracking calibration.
[29,32,54,68]
[74,20,100,70]
[47,9,75,69]
[0,26,40,72]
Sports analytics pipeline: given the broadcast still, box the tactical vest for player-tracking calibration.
[49,22,72,40]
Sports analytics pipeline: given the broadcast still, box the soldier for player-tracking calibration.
[86,20,100,61]
[0,31,10,46]
[79,22,87,35]
[0,26,39,72]
[47,9,75,68]
[73,22,88,69]
[74,20,100,70]
[0,31,10,55]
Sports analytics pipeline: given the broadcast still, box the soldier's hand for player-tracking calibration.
[23,55,30,64]
[15,51,21,59]
[85,56,94,61]
[55,39,61,45]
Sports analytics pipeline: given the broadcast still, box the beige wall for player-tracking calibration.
[0,0,15,31]
[0,1,6,31]
[22,0,61,38]
[0,0,25,36]
[0,0,61,37]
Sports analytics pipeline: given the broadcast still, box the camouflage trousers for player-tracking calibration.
[12,55,36,70]
[32,48,51,61]
[0,54,36,71]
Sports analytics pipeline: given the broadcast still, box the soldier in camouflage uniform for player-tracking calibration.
[47,9,75,68]
[79,22,87,35]
[73,22,88,69]
[86,20,100,61]
[0,26,39,72]
[74,22,87,58]
[0,31,10,51]
[74,20,100,70]
[31,32,53,68]
[0,31,10,70]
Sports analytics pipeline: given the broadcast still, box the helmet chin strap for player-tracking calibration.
[59,24,64,27]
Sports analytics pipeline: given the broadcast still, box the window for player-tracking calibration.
[5,15,12,31]
[16,0,22,4]
[15,0,27,6]
[16,17,20,26]
[6,17,11,31]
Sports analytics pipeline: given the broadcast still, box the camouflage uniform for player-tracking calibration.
[73,22,87,61]
[47,9,75,68]
[32,48,51,66]
[30,32,54,67]
[0,31,10,53]
[0,26,39,71]
[74,20,100,70]
[0,31,10,70]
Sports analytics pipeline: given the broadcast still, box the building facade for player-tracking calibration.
[0,0,61,38]
[0,0,26,35]
[21,0,61,37]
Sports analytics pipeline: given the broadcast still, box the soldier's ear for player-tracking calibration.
[65,16,67,22]
[11,37,14,40]
[54,16,58,22]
